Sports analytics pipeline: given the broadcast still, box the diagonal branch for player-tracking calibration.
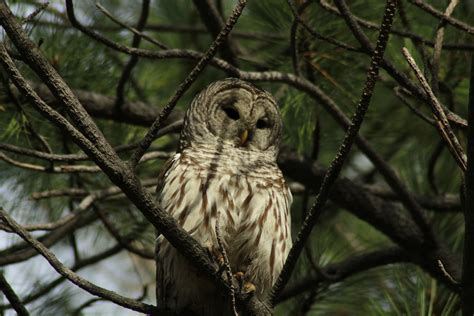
[128,0,248,167]
[332,0,437,252]
[0,273,29,316]
[277,247,411,303]
[402,47,467,171]
[0,4,115,158]
[430,0,460,97]
[287,0,360,53]
[408,0,474,35]
[318,0,474,51]
[0,244,123,310]
[192,0,239,66]
[95,3,168,49]
[269,0,398,305]
[0,207,157,314]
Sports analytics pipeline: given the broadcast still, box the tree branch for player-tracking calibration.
[0,207,156,314]
[127,0,248,167]
[277,247,410,303]
[270,0,398,304]
[95,3,168,50]
[318,0,474,51]
[402,47,467,171]
[0,244,123,310]
[408,0,474,35]
[0,272,29,316]
[0,150,170,173]
[113,0,150,110]
[192,0,239,66]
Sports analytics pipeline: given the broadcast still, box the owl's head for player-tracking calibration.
[180,78,283,156]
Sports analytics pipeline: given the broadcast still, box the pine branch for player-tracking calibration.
[269,0,398,305]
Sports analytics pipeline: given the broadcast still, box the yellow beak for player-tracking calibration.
[239,129,249,146]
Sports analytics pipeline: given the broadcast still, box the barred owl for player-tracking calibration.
[156,78,292,315]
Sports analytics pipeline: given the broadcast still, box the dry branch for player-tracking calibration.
[402,47,467,171]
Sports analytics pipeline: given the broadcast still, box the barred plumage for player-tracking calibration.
[156,79,292,315]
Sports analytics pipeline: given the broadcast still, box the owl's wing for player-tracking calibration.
[155,155,178,196]
[155,155,177,307]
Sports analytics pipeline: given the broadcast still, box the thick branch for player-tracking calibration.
[277,150,461,289]
[29,83,183,127]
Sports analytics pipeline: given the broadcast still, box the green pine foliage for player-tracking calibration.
[0,0,472,314]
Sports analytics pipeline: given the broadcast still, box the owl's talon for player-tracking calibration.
[242,281,256,294]
[234,271,245,280]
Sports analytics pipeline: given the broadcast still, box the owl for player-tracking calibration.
[155,78,292,315]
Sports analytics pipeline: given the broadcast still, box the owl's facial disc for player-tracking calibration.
[207,87,281,152]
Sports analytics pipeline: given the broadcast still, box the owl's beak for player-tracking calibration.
[239,129,249,146]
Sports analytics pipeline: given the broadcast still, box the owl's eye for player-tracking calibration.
[256,118,271,129]
[222,106,240,120]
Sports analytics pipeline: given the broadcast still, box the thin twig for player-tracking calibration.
[112,0,151,110]
[393,87,436,126]
[71,298,103,316]
[192,0,239,66]
[402,47,467,171]
[430,0,459,97]
[408,0,474,35]
[128,0,248,167]
[289,1,310,76]
[95,3,168,49]
[215,213,238,316]
[287,0,361,53]
[319,0,474,51]
[437,259,459,286]
[269,0,398,305]
[21,1,48,24]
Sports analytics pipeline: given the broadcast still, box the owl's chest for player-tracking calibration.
[159,153,283,238]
